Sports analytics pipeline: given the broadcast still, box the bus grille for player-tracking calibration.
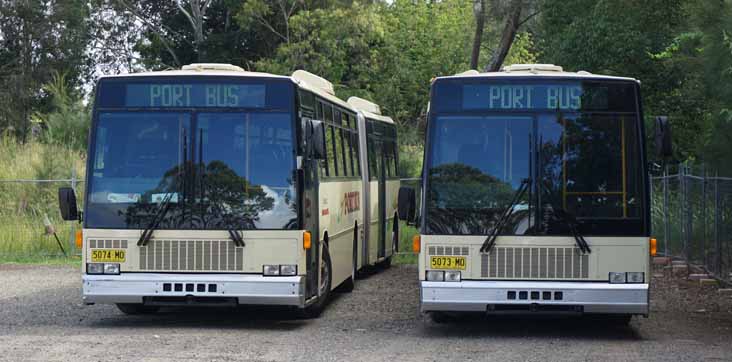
[88,239,128,249]
[481,247,589,279]
[139,240,244,272]
[427,246,469,256]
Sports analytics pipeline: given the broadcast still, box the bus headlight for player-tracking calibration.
[426,270,444,281]
[609,272,626,284]
[280,265,297,276]
[444,271,461,282]
[87,263,104,274]
[263,265,280,276]
[87,263,119,275]
[103,263,120,275]
[627,272,644,283]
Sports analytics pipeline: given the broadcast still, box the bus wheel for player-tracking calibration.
[337,227,357,293]
[116,303,159,315]
[607,314,632,325]
[428,311,453,324]
[381,218,398,269]
[300,243,333,318]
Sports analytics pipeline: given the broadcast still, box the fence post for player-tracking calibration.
[714,170,721,275]
[680,163,687,260]
[663,163,670,256]
[701,164,707,267]
[68,168,77,252]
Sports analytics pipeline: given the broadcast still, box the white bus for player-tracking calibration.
[58,63,398,317]
[399,64,654,323]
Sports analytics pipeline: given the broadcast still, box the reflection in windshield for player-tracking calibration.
[426,116,532,235]
[425,112,644,236]
[86,111,297,230]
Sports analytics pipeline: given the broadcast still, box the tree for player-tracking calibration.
[538,0,691,158]
[470,0,486,70]
[0,0,90,140]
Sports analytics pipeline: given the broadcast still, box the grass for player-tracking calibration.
[394,221,420,265]
[0,138,85,258]
[0,254,81,266]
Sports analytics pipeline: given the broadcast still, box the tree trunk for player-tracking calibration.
[485,0,523,72]
[470,0,486,70]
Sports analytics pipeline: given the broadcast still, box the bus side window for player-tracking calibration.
[367,139,376,180]
[316,101,323,120]
[349,114,359,176]
[334,125,346,177]
[392,141,399,177]
[326,125,338,177]
[324,104,336,177]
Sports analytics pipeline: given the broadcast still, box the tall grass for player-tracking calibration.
[0,138,86,256]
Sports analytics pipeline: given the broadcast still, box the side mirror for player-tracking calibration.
[308,119,326,160]
[397,186,416,223]
[58,187,79,221]
[654,116,672,159]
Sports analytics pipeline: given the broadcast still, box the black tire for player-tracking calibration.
[299,242,332,318]
[589,314,633,325]
[336,274,355,293]
[116,303,159,315]
[608,314,633,325]
[428,311,453,324]
[337,225,357,293]
[380,218,398,269]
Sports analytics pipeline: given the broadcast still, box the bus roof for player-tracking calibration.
[436,64,640,83]
[347,97,394,124]
[98,63,394,123]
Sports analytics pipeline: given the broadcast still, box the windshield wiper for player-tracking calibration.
[538,181,591,254]
[549,207,591,254]
[137,191,176,246]
[210,202,246,247]
[480,178,531,254]
[138,132,187,247]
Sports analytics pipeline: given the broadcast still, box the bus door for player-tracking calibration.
[377,141,387,259]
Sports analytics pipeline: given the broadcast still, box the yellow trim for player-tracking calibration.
[562,117,567,210]
[621,116,627,218]
[566,191,623,195]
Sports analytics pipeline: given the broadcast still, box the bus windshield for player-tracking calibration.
[85,78,297,230]
[425,79,646,236]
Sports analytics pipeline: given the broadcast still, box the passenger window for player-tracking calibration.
[326,125,337,176]
[335,126,346,177]
[342,129,353,177]
[316,102,323,120]
[352,133,360,176]
[392,142,399,177]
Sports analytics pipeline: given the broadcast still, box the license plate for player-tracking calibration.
[91,249,126,263]
[430,256,466,270]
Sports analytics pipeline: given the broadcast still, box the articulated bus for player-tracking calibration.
[58,63,398,317]
[399,64,652,323]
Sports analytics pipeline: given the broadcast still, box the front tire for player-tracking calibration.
[116,303,159,315]
[299,242,332,318]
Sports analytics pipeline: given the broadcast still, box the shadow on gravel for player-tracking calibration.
[419,314,643,341]
[85,293,354,331]
[87,306,314,331]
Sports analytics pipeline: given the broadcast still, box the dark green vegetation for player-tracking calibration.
[1,0,732,259]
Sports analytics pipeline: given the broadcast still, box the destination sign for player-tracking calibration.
[125,83,266,108]
[463,84,584,110]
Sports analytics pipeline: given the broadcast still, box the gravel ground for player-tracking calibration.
[1,264,732,362]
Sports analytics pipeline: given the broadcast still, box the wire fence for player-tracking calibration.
[0,169,84,258]
[651,163,732,283]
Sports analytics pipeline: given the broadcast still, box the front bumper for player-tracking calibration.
[421,280,648,315]
[83,273,305,307]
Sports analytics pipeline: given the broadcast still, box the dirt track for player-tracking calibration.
[1,264,731,362]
